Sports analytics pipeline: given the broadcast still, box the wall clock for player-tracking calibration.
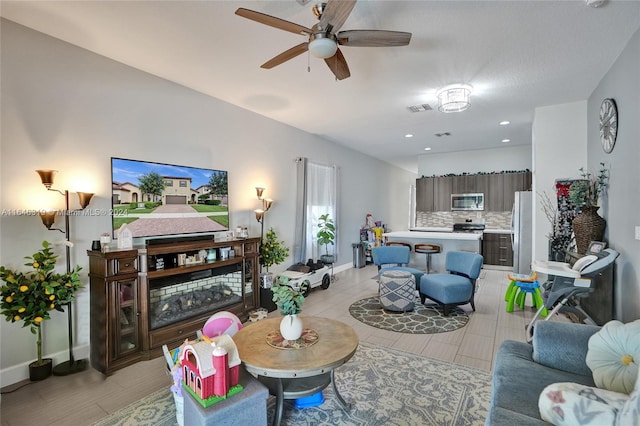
[599,98,618,153]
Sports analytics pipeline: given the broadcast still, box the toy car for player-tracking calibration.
[275,261,332,296]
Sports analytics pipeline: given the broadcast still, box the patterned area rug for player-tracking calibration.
[92,342,490,426]
[349,296,469,333]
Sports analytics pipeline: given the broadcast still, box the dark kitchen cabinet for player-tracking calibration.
[482,233,514,267]
[416,177,435,212]
[486,174,504,211]
[434,176,453,211]
[416,172,531,213]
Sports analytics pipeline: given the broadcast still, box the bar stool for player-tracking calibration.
[386,241,412,251]
[415,243,441,274]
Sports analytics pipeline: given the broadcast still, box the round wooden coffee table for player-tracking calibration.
[233,316,359,426]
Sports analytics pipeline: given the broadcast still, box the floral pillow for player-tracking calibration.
[586,319,640,394]
[538,382,630,425]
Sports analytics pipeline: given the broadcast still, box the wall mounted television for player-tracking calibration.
[111,157,229,239]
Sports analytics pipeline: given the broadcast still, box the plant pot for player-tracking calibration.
[280,314,303,341]
[320,254,335,264]
[29,358,53,381]
[572,206,606,254]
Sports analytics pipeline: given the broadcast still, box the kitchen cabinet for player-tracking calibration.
[416,177,434,211]
[482,232,514,266]
[416,172,531,213]
[434,176,453,211]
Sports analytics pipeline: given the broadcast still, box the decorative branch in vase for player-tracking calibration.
[568,163,609,254]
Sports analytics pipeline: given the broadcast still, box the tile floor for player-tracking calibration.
[0,264,566,426]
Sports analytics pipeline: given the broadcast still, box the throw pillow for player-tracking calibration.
[585,319,640,394]
[618,368,640,424]
[538,382,628,425]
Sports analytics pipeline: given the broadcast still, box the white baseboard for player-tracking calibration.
[0,344,90,388]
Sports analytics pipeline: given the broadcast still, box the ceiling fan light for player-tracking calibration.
[437,84,473,113]
[309,37,338,59]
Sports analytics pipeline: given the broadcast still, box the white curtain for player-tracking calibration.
[293,158,338,264]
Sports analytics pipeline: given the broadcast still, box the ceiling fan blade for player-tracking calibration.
[337,30,412,47]
[235,8,311,35]
[324,48,351,80]
[261,42,309,69]
[319,0,357,33]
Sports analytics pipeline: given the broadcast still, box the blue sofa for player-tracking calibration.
[486,321,600,425]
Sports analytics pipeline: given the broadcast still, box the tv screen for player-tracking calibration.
[111,157,229,239]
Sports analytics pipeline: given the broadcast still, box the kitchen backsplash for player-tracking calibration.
[416,211,512,230]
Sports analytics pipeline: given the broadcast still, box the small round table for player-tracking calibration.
[233,316,359,426]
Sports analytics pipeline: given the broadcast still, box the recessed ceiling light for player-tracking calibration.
[424,147,432,151]
[501,139,511,143]
[405,134,414,138]
[499,121,510,126]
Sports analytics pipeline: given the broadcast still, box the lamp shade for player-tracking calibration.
[39,210,56,229]
[254,209,265,222]
[77,192,94,209]
[436,84,472,113]
[36,170,58,189]
[309,36,338,59]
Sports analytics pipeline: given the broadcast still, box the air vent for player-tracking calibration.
[407,104,433,113]
[434,132,451,137]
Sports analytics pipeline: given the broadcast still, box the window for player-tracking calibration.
[165,180,173,187]
[179,180,187,187]
[293,158,338,264]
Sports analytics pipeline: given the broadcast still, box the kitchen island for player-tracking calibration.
[383,230,482,273]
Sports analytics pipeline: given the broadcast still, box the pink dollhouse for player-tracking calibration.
[180,334,241,401]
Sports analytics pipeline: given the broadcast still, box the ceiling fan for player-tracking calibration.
[235,0,411,80]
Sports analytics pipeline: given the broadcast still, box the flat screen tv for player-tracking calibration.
[111,157,229,239]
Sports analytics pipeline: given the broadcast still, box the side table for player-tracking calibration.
[233,316,359,426]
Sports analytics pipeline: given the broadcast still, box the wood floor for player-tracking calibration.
[0,264,565,426]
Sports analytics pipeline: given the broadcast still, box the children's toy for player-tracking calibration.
[275,261,332,296]
[180,334,243,407]
[202,311,243,338]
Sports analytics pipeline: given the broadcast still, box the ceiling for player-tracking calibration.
[2,0,640,173]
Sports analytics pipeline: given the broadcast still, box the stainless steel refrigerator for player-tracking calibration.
[511,191,533,274]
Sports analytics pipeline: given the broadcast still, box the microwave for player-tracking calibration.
[451,193,484,211]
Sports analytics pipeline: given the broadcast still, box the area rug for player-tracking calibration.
[349,296,469,334]
[92,342,490,426]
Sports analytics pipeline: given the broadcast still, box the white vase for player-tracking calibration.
[280,314,303,341]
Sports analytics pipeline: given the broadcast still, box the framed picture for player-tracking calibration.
[587,241,607,254]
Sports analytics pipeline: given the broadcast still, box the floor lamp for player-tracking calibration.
[36,170,94,376]
[254,187,273,273]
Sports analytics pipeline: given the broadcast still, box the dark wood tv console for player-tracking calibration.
[88,236,260,375]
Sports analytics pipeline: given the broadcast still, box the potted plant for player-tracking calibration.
[0,241,83,381]
[568,163,610,254]
[316,213,336,264]
[270,275,308,341]
[259,227,290,287]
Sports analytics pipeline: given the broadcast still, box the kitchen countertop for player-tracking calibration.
[384,231,482,241]
[410,227,513,234]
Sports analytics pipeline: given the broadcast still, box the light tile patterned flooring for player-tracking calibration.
[0,264,566,426]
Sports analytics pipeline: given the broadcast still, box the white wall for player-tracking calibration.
[0,20,416,385]
[587,27,640,322]
[532,101,587,264]
[417,145,532,177]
